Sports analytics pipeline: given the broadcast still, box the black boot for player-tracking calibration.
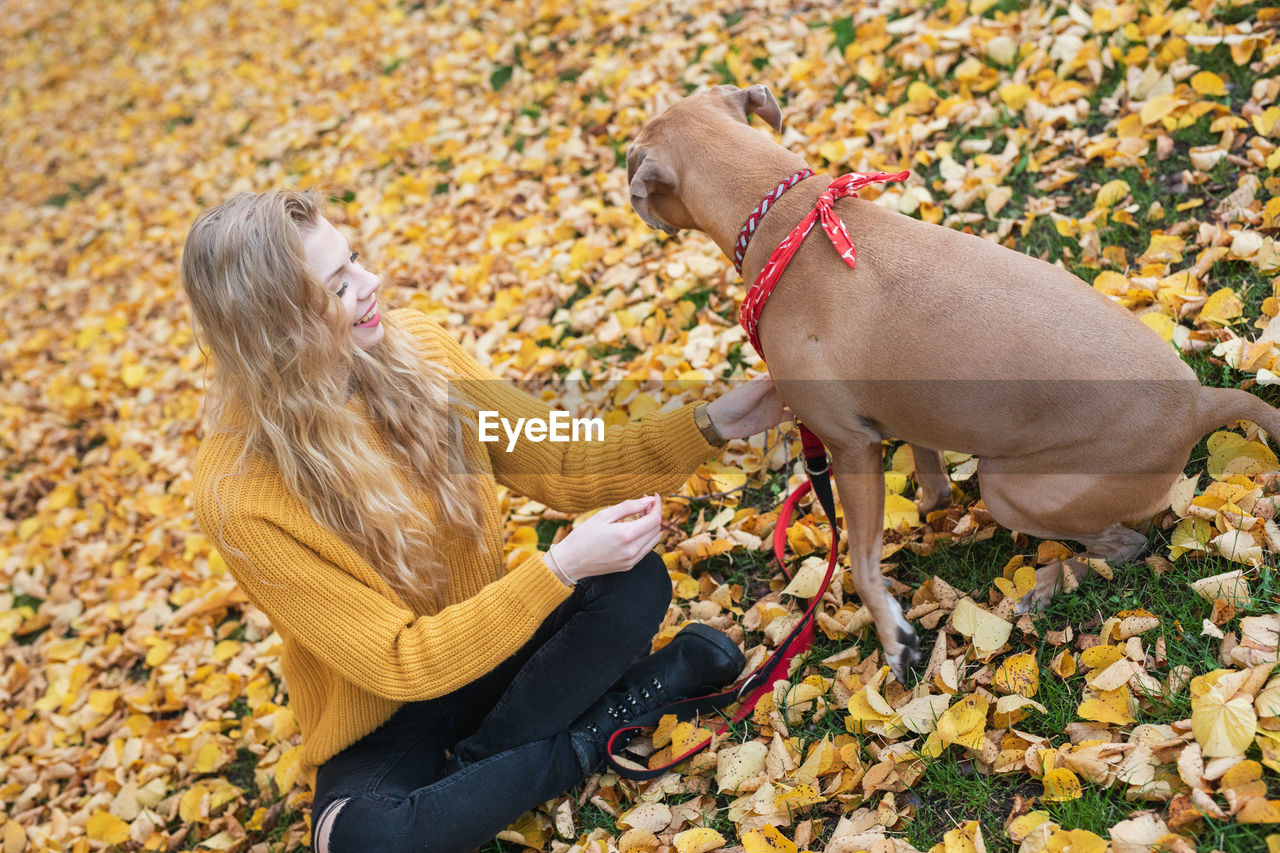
[567,623,745,774]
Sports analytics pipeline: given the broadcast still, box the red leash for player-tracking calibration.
[605,442,839,779]
[605,170,907,780]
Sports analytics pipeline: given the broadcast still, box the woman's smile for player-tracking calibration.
[354,302,380,327]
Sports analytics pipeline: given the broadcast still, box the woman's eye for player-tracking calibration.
[333,253,357,297]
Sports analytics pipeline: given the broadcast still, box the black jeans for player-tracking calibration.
[311,552,671,853]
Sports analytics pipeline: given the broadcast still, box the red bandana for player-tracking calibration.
[738,170,910,356]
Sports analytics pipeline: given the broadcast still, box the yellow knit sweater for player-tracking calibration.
[192,308,719,786]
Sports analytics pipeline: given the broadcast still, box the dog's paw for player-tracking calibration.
[1014,586,1047,616]
[913,490,952,516]
[1015,558,1086,615]
[887,625,922,684]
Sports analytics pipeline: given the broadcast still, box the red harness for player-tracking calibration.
[738,169,910,355]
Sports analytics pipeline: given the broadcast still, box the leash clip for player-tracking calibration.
[735,674,758,702]
[804,454,830,477]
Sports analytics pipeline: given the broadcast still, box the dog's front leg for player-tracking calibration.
[829,440,920,682]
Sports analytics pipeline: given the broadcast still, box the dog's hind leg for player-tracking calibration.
[1015,524,1149,613]
[828,439,920,683]
[974,462,1155,613]
[910,445,952,515]
[1077,523,1150,562]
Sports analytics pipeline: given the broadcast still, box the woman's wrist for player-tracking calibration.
[544,544,575,587]
[694,402,728,446]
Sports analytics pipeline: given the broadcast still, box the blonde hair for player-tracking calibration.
[181,189,485,607]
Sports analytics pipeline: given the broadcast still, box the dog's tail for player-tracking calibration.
[1196,385,1280,445]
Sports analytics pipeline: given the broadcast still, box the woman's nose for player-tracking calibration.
[358,268,380,299]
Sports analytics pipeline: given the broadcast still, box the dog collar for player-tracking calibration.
[732,168,814,274]
[739,170,910,356]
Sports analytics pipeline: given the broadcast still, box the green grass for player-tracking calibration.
[267,809,303,845]
[1041,786,1137,842]
[225,747,261,800]
[907,755,1043,852]
[1200,817,1277,853]
[891,528,1024,596]
[1213,260,1276,320]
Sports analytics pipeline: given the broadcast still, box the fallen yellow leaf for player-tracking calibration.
[1095,180,1130,208]
[930,820,984,853]
[1007,810,1053,842]
[741,825,797,853]
[952,597,1013,658]
[670,720,712,755]
[1191,670,1257,757]
[884,493,920,531]
[992,652,1040,697]
[672,827,727,853]
[935,694,989,752]
[1000,83,1032,110]
[1191,71,1226,96]
[86,810,130,845]
[992,694,1048,728]
[1046,827,1105,852]
[274,744,304,794]
[716,741,767,794]
[1041,767,1083,803]
[993,565,1036,601]
[1078,686,1136,725]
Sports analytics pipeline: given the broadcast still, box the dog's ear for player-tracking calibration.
[627,147,679,235]
[731,84,782,132]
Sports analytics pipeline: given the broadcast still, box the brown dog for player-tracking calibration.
[627,84,1280,680]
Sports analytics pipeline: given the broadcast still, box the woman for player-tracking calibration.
[181,189,786,852]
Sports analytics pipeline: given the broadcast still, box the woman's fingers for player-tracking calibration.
[611,499,660,542]
[602,495,661,562]
[593,495,656,523]
[551,494,665,579]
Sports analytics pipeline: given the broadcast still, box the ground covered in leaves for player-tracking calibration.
[3,0,1280,851]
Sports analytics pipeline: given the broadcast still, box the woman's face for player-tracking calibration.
[301,217,384,349]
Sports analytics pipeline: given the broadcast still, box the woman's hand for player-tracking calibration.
[705,375,790,441]
[544,494,663,584]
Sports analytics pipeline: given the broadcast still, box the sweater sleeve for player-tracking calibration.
[393,309,721,513]
[218,509,571,702]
